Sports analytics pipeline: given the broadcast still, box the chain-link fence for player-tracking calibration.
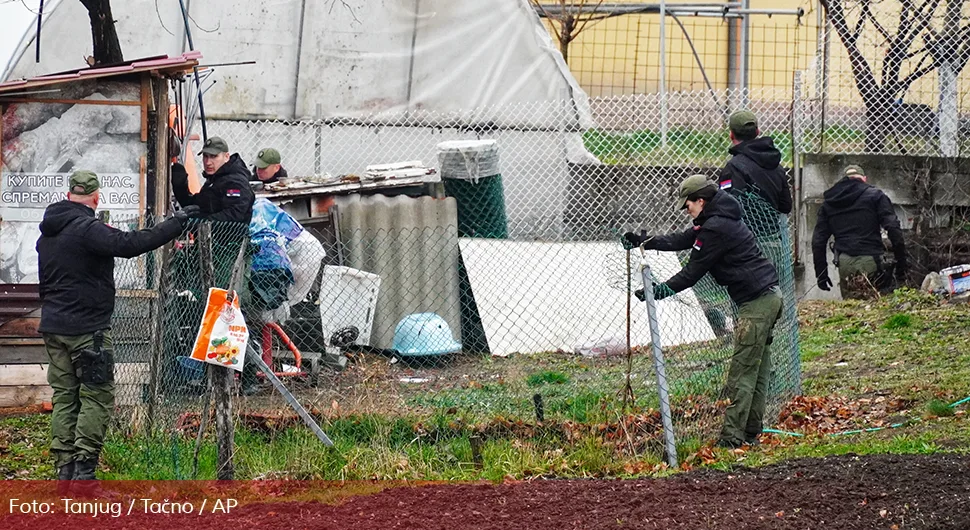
[802,0,970,157]
[96,88,806,479]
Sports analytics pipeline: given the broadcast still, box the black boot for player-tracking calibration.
[72,458,116,499]
[73,458,97,480]
[56,461,75,496]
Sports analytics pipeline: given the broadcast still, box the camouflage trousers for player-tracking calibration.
[44,331,115,467]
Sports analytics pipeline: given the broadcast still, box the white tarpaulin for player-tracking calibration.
[458,239,716,357]
[5,0,589,124]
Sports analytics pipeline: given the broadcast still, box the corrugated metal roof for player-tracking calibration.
[332,195,462,350]
[0,52,202,95]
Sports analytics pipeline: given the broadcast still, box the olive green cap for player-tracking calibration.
[843,164,866,178]
[675,174,715,210]
[255,147,281,169]
[728,110,758,137]
[198,136,229,156]
[68,170,100,196]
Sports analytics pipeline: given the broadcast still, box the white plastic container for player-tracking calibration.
[940,264,970,295]
[318,266,382,354]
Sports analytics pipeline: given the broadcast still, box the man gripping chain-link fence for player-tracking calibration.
[624,174,783,449]
[36,170,198,492]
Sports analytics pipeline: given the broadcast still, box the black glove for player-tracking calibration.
[623,231,644,250]
[171,163,188,186]
[173,205,201,225]
[634,283,675,302]
[817,274,833,291]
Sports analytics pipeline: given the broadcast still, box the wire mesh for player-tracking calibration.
[98,88,814,479]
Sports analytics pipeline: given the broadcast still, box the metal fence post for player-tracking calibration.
[641,262,678,468]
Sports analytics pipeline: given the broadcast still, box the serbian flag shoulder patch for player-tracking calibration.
[719,180,732,190]
[226,189,241,197]
[693,239,703,251]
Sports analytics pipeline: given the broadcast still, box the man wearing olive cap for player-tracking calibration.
[624,175,782,448]
[37,171,198,486]
[717,110,792,217]
[812,165,907,299]
[250,147,288,185]
[171,136,254,223]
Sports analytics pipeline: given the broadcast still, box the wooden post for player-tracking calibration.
[197,224,235,480]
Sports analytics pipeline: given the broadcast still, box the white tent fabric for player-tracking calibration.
[4,0,589,125]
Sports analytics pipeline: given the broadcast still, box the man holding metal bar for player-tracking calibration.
[624,174,782,449]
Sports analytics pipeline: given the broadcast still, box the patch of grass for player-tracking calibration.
[883,313,913,330]
[527,370,570,387]
[926,399,956,418]
[0,415,53,479]
[581,128,794,167]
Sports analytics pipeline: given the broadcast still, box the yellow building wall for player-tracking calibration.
[544,0,818,98]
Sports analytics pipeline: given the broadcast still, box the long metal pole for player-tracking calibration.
[177,0,208,141]
[659,0,668,147]
[641,263,678,468]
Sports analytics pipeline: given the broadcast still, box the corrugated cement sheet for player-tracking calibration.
[333,195,461,350]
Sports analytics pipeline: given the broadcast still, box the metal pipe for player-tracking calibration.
[724,7,806,16]
[641,263,678,469]
[660,0,667,147]
[177,0,208,141]
[534,3,740,17]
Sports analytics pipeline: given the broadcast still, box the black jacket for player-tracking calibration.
[812,177,906,279]
[36,201,183,335]
[250,166,288,185]
[646,190,779,305]
[174,153,255,223]
[718,137,792,215]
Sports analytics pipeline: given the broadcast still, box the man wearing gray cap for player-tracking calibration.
[36,170,198,487]
[171,136,254,223]
[812,165,907,299]
[624,175,782,449]
[718,110,792,217]
[251,147,288,185]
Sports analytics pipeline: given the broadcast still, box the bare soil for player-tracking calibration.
[4,454,968,529]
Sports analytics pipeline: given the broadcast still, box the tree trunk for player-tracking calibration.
[862,88,894,153]
[559,16,575,65]
[80,0,123,65]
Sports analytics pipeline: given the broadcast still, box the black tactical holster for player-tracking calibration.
[77,330,114,385]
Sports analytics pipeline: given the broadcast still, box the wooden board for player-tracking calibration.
[0,362,150,386]
[0,386,52,407]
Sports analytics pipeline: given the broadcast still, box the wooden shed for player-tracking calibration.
[0,53,200,407]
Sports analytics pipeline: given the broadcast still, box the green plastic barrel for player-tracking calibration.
[437,140,508,239]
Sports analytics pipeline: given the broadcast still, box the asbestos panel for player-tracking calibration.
[458,239,716,357]
[333,194,461,350]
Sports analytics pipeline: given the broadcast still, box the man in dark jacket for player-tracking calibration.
[250,147,288,185]
[37,170,197,486]
[625,175,782,448]
[718,111,792,216]
[812,165,907,299]
[171,136,255,223]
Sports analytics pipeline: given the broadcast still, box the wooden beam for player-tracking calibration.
[0,386,52,407]
[0,98,141,106]
[140,75,150,142]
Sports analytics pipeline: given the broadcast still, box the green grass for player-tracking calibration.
[582,128,795,167]
[527,370,570,387]
[4,288,970,480]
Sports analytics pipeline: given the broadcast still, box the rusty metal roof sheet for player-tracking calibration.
[0,52,202,95]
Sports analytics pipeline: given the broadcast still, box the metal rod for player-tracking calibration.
[660,0,668,148]
[534,3,740,16]
[34,0,44,63]
[177,0,208,141]
[641,263,678,468]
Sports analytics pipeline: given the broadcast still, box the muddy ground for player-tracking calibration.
[3,453,968,529]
